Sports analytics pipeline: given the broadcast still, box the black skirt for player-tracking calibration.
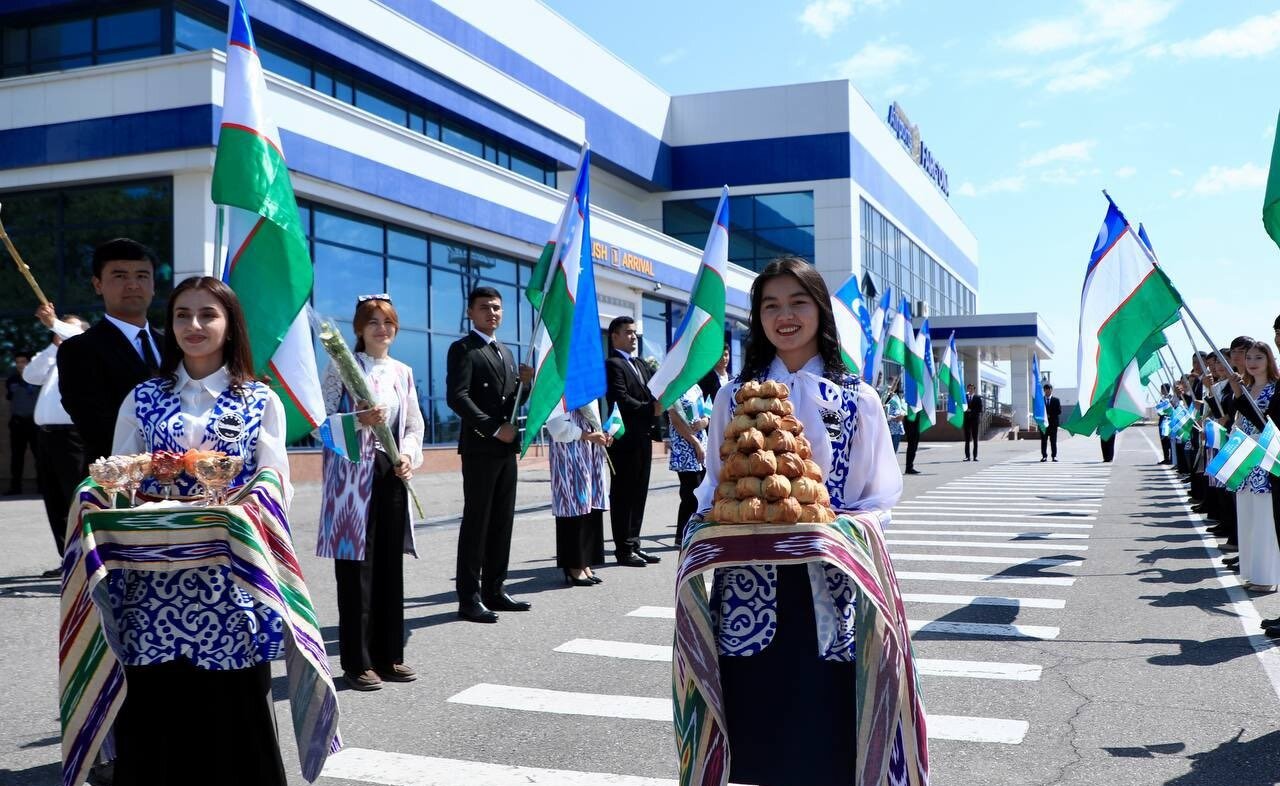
[112,658,286,786]
[718,564,856,786]
[555,510,605,569]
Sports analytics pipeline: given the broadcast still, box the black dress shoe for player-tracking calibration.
[588,573,603,584]
[616,553,646,567]
[633,548,661,564]
[904,468,922,475]
[458,602,499,623]
[483,592,532,612]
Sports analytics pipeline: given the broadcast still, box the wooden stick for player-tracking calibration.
[0,203,51,306]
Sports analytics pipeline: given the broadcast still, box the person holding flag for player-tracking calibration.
[668,383,710,545]
[1223,341,1280,592]
[545,405,611,587]
[605,316,663,567]
[885,376,907,453]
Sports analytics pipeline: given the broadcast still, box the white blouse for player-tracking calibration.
[320,353,425,469]
[113,365,293,506]
[695,354,902,515]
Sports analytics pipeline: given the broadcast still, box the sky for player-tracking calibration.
[542,0,1280,391]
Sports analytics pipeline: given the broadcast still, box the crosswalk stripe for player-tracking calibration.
[321,747,679,785]
[897,570,1075,587]
[921,493,1103,500]
[628,606,675,619]
[908,619,1060,640]
[891,511,1097,521]
[891,529,1089,540]
[899,502,1098,512]
[891,553,1084,567]
[902,592,1066,608]
[885,538,1088,550]
[893,519,1094,529]
[449,683,1031,743]
[556,639,1047,680]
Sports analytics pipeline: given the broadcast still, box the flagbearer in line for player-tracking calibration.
[316,295,424,691]
[605,315,663,567]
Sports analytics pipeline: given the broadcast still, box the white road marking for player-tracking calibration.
[893,519,1094,529]
[448,684,1030,743]
[628,606,674,619]
[321,748,682,785]
[908,619,1060,640]
[891,511,1096,521]
[899,502,1098,512]
[892,529,1089,540]
[890,553,1083,567]
[902,592,1066,608]
[885,538,1088,551]
[558,639,1056,672]
[897,570,1075,586]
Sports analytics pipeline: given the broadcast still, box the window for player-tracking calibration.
[663,191,814,272]
[0,179,173,372]
[298,202,534,445]
[641,296,671,364]
[2,7,162,75]
[859,198,974,316]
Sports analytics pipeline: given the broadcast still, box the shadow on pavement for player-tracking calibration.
[1130,566,1222,585]
[1163,729,1280,785]
[1103,741,1186,758]
[0,760,59,786]
[1138,588,1237,617]
[1136,635,1270,667]
[1137,547,1211,565]
[0,574,59,598]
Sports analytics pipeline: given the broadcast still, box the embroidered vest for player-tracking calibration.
[132,377,270,496]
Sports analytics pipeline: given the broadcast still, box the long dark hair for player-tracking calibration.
[160,276,256,393]
[738,256,845,382]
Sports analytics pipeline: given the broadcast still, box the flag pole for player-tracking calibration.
[1179,302,1265,421]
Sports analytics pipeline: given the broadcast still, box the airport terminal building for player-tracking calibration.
[0,0,994,455]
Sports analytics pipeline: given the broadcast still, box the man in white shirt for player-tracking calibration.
[24,305,87,573]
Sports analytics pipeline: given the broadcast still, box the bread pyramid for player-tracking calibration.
[711,380,837,524]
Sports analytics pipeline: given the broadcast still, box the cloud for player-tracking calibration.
[1001,0,1175,54]
[799,0,852,38]
[1150,11,1280,59]
[884,77,930,98]
[1183,162,1267,196]
[1115,166,1138,178]
[1040,166,1101,186]
[1044,61,1132,92]
[832,40,916,83]
[953,175,1026,198]
[1017,119,1043,129]
[984,51,1133,93]
[658,48,686,66]
[1020,140,1096,168]
[1169,168,1184,177]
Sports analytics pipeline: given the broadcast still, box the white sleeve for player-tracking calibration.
[545,412,583,443]
[111,390,144,456]
[841,382,903,513]
[401,365,425,470]
[321,362,345,417]
[257,389,294,509]
[694,382,736,515]
[23,343,58,385]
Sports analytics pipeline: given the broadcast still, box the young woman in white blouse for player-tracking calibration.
[315,295,424,692]
[692,256,901,786]
[110,276,292,785]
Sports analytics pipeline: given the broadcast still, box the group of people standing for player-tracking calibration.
[1163,329,1280,637]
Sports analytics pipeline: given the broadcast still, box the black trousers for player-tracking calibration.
[1041,425,1058,459]
[904,417,921,471]
[1158,418,1171,461]
[36,425,84,556]
[1175,440,1190,473]
[335,452,407,674]
[608,439,653,556]
[555,510,605,570]
[1100,435,1116,462]
[720,565,856,785]
[113,659,285,786]
[457,450,518,605]
[8,414,35,492]
[963,414,979,459]
[676,469,705,545]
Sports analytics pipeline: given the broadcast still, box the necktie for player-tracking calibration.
[137,329,159,371]
[629,356,647,383]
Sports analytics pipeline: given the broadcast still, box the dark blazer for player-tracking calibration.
[1046,396,1062,427]
[965,393,984,416]
[57,319,162,463]
[605,351,659,447]
[446,331,524,456]
[698,369,726,402]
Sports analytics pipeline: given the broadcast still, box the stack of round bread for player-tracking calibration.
[711,380,837,524]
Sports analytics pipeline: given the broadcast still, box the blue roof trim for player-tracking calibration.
[0,105,214,169]
[377,0,672,187]
[944,324,1039,340]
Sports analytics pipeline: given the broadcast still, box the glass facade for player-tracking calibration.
[0,3,558,187]
[860,198,974,318]
[663,191,814,273]
[298,202,535,445]
[0,179,174,373]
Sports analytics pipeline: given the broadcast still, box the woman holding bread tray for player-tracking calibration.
[674,257,925,786]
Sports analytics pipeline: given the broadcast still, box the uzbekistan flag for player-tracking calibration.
[318,413,360,463]
[832,273,873,375]
[1169,406,1197,440]
[883,294,910,368]
[1032,354,1048,431]
[1063,196,1183,436]
[864,286,893,385]
[1206,428,1266,491]
[914,316,937,430]
[524,148,604,453]
[213,0,323,442]
[603,402,626,439]
[939,331,966,429]
[1155,399,1173,415]
[1257,421,1280,477]
[1265,109,1280,251]
[1203,419,1228,452]
[649,187,728,410]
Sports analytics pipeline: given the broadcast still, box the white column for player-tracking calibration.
[1010,348,1032,431]
[171,169,217,280]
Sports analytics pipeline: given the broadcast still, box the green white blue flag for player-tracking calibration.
[832,273,873,375]
[1257,421,1280,477]
[318,412,361,463]
[603,402,625,439]
[1203,419,1228,451]
[1206,428,1265,491]
[1032,354,1048,431]
[938,331,966,429]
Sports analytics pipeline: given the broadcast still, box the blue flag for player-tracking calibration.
[1032,354,1047,431]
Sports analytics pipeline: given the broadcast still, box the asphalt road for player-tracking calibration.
[2,427,1279,785]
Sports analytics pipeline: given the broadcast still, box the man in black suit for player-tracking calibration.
[698,345,731,402]
[604,316,662,567]
[1040,384,1062,462]
[446,286,533,623]
[58,239,162,471]
[962,384,983,461]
